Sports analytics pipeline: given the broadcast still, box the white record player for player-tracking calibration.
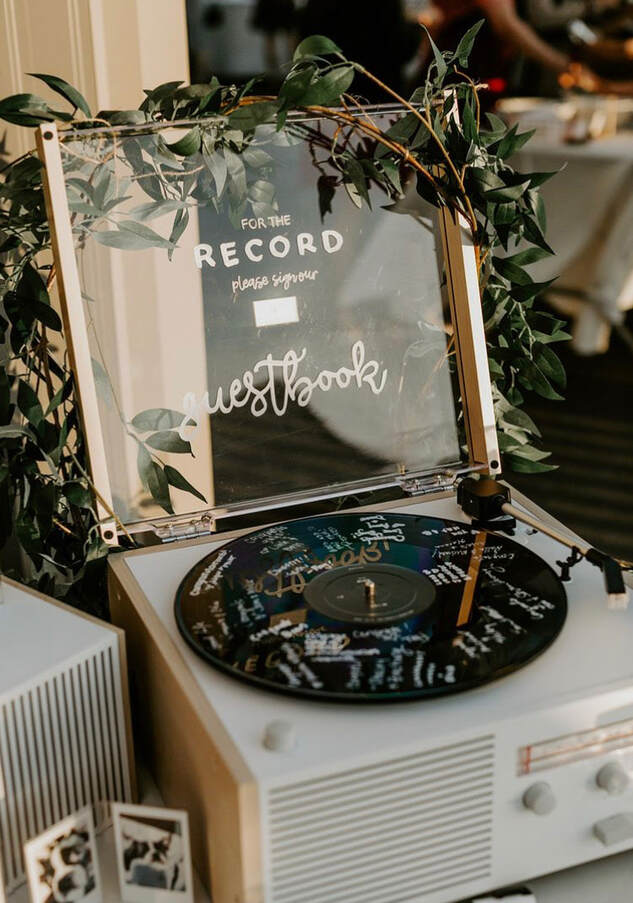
[37,106,633,903]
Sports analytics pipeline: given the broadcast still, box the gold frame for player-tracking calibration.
[37,119,500,544]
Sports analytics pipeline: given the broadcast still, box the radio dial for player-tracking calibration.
[523,781,556,815]
[596,762,629,795]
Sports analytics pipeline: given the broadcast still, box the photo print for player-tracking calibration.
[23,807,101,903]
[112,804,193,903]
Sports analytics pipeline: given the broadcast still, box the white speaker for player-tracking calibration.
[0,576,135,893]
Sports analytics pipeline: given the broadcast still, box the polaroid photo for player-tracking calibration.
[112,803,193,903]
[23,806,102,903]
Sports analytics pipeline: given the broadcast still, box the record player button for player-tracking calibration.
[522,782,556,815]
[263,720,297,752]
[593,813,633,846]
[596,762,629,795]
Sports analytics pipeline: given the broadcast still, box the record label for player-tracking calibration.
[175,512,567,701]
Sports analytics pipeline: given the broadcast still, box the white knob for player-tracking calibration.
[597,762,629,796]
[523,781,556,815]
[263,720,296,752]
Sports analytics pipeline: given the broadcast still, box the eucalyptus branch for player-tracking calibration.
[355,64,478,235]
[0,27,565,607]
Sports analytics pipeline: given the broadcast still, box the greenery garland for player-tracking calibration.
[0,25,569,612]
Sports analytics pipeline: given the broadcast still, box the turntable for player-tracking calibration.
[38,108,633,903]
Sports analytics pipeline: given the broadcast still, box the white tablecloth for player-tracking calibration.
[515,133,633,353]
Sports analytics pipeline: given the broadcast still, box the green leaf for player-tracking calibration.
[279,66,316,107]
[380,158,403,195]
[524,169,559,188]
[145,430,192,454]
[344,157,370,208]
[293,35,342,60]
[505,246,552,266]
[454,20,484,66]
[502,406,541,437]
[300,66,355,106]
[421,26,447,80]
[140,80,184,108]
[63,481,93,508]
[522,215,553,254]
[534,342,566,388]
[44,377,73,417]
[131,408,189,431]
[241,146,274,169]
[470,166,505,192]
[168,209,189,258]
[137,443,174,514]
[106,110,147,125]
[0,93,55,125]
[91,229,152,250]
[415,171,441,208]
[493,256,534,285]
[506,454,557,474]
[120,220,174,248]
[461,97,478,143]
[519,361,564,400]
[0,425,58,477]
[27,73,91,117]
[130,199,190,222]
[511,279,556,302]
[166,126,201,156]
[164,465,207,504]
[228,101,277,131]
[485,181,530,203]
[17,380,44,427]
[485,112,506,132]
[13,264,62,331]
[92,221,172,250]
[384,111,423,146]
[481,112,507,145]
[249,179,276,205]
[224,147,247,199]
[203,148,228,197]
[535,192,547,233]
[345,179,363,209]
[507,443,552,462]
[198,79,222,112]
[490,202,518,226]
[92,358,115,409]
[495,124,535,159]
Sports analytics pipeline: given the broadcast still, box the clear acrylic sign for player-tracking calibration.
[53,111,463,526]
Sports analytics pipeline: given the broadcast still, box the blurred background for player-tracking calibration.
[1,0,632,558]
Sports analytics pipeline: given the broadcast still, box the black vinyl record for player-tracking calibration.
[175,512,567,701]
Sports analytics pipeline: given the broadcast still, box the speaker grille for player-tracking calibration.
[267,734,495,903]
[0,643,132,890]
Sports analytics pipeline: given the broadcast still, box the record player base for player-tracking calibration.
[108,491,633,903]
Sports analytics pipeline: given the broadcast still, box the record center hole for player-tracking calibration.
[364,579,377,608]
[305,563,436,626]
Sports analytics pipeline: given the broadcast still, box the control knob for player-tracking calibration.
[263,720,296,752]
[596,762,629,795]
[522,781,556,815]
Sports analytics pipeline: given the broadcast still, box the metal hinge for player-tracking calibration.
[154,513,216,543]
[397,471,458,497]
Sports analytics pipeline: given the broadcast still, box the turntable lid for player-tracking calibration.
[38,108,497,541]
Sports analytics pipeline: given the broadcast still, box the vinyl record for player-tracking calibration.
[174,512,567,701]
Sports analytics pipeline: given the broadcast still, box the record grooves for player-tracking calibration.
[174,512,567,701]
